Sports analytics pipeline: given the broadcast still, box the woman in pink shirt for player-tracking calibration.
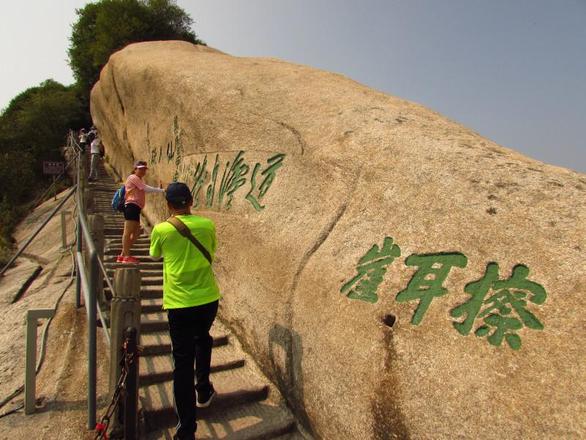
[118,160,165,263]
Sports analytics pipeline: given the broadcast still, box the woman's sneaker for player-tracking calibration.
[196,384,216,408]
[123,256,140,264]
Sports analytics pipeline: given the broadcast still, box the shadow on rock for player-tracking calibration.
[268,324,313,435]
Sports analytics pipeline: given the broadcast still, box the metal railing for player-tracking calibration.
[70,131,142,436]
[5,131,132,433]
[0,186,76,277]
[56,132,114,429]
[70,131,141,436]
[0,131,86,278]
[68,131,114,429]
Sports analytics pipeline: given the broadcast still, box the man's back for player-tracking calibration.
[150,215,220,309]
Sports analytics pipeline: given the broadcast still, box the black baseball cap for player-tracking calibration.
[166,182,193,206]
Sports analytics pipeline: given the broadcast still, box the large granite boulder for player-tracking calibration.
[91,41,586,439]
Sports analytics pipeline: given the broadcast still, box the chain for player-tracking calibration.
[94,337,137,440]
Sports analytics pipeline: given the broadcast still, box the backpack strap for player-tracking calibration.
[166,216,212,264]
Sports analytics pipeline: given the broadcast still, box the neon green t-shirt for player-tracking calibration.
[149,214,221,309]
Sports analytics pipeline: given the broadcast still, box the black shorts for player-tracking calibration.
[124,203,141,221]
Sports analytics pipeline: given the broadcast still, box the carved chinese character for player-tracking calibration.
[450,263,546,350]
[206,154,221,208]
[396,253,468,325]
[341,237,401,303]
[218,151,249,209]
[189,155,208,207]
[246,153,285,211]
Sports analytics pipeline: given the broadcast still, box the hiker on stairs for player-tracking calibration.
[78,128,88,152]
[117,160,165,264]
[149,182,221,440]
[88,135,104,181]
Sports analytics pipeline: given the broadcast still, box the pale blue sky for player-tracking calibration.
[1,1,584,172]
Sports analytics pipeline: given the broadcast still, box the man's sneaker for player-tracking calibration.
[123,256,140,264]
[196,384,216,408]
[116,255,125,263]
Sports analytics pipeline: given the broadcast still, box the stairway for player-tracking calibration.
[88,164,304,439]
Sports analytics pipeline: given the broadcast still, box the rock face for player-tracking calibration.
[91,41,586,439]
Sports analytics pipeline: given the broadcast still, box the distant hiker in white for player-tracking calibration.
[78,128,88,152]
[88,136,103,181]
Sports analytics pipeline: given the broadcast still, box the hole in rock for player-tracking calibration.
[382,314,396,328]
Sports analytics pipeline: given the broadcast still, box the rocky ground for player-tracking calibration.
[0,189,110,439]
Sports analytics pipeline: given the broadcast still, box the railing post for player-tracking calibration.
[124,327,139,440]
[24,309,55,414]
[79,148,87,211]
[75,148,83,309]
[109,267,141,435]
[88,214,108,324]
[75,216,82,308]
[88,250,99,430]
[60,210,68,249]
[86,211,103,430]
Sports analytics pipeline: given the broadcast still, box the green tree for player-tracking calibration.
[0,79,85,264]
[0,79,85,168]
[68,0,203,94]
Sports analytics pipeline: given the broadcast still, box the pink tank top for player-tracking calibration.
[125,174,146,209]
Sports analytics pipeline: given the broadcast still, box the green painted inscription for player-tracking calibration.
[396,253,468,325]
[450,263,546,350]
[340,237,401,303]
[205,155,220,208]
[146,118,285,211]
[189,155,208,205]
[218,151,249,209]
[246,154,285,211]
[342,238,548,350]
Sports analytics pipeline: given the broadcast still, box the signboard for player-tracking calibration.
[43,161,65,176]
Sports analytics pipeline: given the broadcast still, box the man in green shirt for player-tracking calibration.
[150,182,221,440]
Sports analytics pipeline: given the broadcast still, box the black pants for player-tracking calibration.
[168,301,218,439]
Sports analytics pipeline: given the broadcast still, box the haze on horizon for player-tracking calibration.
[1,0,584,173]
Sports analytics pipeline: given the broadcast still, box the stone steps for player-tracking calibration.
[105,247,151,256]
[141,334,229,357]
[140,318,295,436]
[106,269,161,279]
[104,285,162,300]
[105,238,152,246]
[139,323,297,438]
[105,241,152,249]
[136,276,162,286]
[103,261,163,270]
[144,392,297,440]
[139,346,246,386]
[89,171,301,439]
[103,251,156,261]
[106,240,150,247]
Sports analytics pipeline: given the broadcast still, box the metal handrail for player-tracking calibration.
[0,133,82,278]
[98,257,117,299]
[0,185,77,277]
[69,132,118,299]
[3,131,116,430]
[75,252,110,345]
[69,131,113,429]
